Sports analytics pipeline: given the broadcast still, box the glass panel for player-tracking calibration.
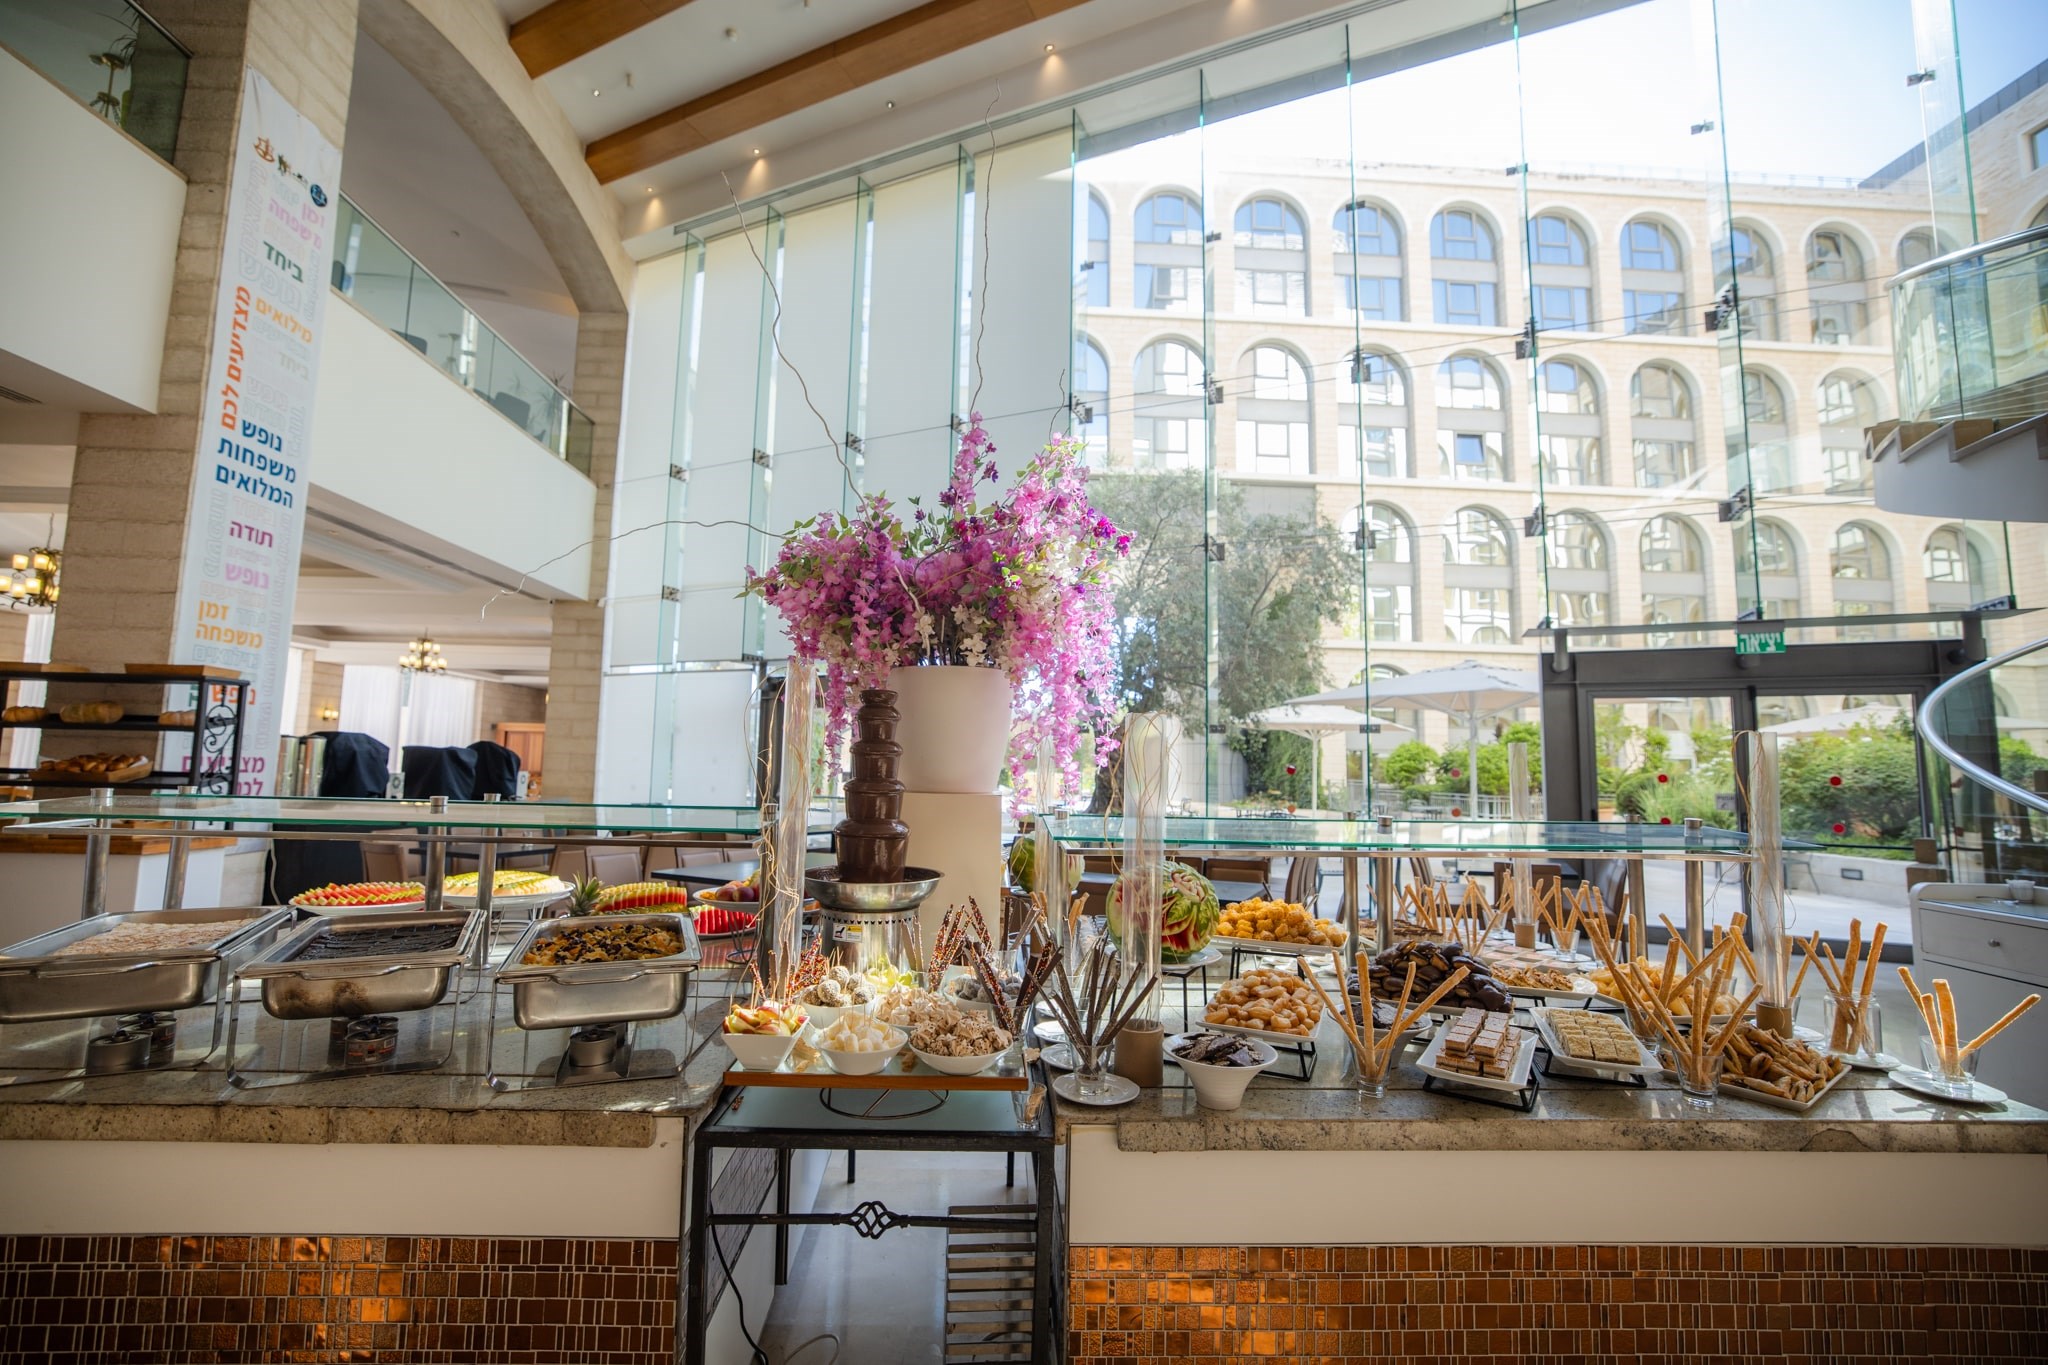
[0,793,811,833]
[0,0,188,161]
[329,197,594,466]
[857,164,966,506]
[1587,696,1737,830]
[1046,813,1754,853]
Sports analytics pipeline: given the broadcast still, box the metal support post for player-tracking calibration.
[1625,814,1647,960]
[424,795,448,914]
[161,819,190,911]
[81,786,114,920]
[1683,816,1705,955]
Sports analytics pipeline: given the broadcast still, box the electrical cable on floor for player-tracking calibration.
[707,1223,842,1365]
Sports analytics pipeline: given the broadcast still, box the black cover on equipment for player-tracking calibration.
[468,741,521,799]
[312,731,390,799]
[402,745,479,801]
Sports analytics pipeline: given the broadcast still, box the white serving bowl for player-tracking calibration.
[721,1028,800,1071]
[821,1024,906,1077]
[1167,1032,1277,1110]
[912,1044,1004,1077]
[800,1000,873,1033]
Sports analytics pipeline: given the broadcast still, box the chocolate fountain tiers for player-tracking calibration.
[835,688,910,882]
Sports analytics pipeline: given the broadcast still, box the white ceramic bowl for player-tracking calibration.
[721,1028,800,1071]
[940,981,998,1018]
[800,1000,873,1033]
[912,1044,1004,1077]
[821,1024,906,1077]
[1167,1032,1277,1110]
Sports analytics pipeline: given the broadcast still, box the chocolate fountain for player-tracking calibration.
[805,689,941,976]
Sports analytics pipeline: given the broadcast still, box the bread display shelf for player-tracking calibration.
[0,718,215,733]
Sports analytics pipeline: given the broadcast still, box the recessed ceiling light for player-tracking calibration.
[592,88,601,96]
[1044,43,1055,52]
[885,100,895,109]
[752,148,762,156]
[645,186,654,194]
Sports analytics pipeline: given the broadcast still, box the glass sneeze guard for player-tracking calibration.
[0,793,834,835]
[1043,813,1758,855]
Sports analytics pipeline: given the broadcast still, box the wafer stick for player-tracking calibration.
[1961,993,2041,1057]
[1659,914,1698,967]
[1789,933,1820,1000]
[1934,979,1958,1056]
[1387,964,1471,1040]
[1303,963,1363,1057]
[1858,923,1887,999]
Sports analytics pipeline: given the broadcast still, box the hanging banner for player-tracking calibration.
[169,70,339,794]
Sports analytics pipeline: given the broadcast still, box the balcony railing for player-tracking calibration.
[331,195,594,473]
[1891,225,2048,426]
[0,0,187,162]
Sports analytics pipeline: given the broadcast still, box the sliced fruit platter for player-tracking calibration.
[696,870,763,906]
[591,881,696,912]
[443,869,569,909]
[691,904,759,939]
[288,881,427,909]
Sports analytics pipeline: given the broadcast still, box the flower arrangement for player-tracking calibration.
[745,415,1127,791]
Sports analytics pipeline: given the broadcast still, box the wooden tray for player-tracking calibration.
[35,758,153,784]
[724,1057,1028,1092]
[123,663,246,679]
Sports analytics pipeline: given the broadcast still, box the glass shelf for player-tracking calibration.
[1043,815,1761,857]
[0,793,833,836]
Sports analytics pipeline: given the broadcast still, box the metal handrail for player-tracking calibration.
[1890,223,2048,287]
[1917,633,2048,817]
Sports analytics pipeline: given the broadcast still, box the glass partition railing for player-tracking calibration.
[330,195,595,473]
[1892,225,2048,426]
[0,0,187,162]
[1919,635,2048,883]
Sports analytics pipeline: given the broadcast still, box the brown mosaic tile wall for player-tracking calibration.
[0,1234,676,1364]
[1069,1245,2048,1364]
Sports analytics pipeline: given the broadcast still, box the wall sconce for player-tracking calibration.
[318,705,339,722]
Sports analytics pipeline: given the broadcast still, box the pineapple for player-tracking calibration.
[565,874,606,916]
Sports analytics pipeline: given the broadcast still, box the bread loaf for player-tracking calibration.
[58,701,124,726]
[1,705,46,724]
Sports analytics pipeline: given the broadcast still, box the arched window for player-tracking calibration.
[1430,208,1500,326]
[1806,227,1869,344]
[1365,662,1420,738]
[1134,191,1200,312]
[1333,201,1403,321]
[1529,213,1593,332]
[1831,521,1894,636]
[1546,511,1612,627]
[1924,524,1991,613]
[1740,368,1793,493]
[1236,345,1311,475]
[1752,518,1802,620]
[1436,356,1509,482]
[1337,349,1411,479]
[1080,191,1109,308]
[1631,362,1698,488]
[1621,218,1687,334]
[1073,337,1109,465]
[1898,228,1942,272]
[1444,507,1515,643]
[1233,196,1307,315]
[1131,339,1205,470]
[1360,502,1416,641]
[1719,222,1779,340]
[1536,358,1603,487]
[1818,370,1882,492]
[1641,515,1708,646]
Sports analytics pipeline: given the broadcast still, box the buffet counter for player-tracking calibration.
[1057,1054,2048,1364]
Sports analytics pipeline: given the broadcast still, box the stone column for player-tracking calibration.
[52,0,358,670]
[542,310,627,802]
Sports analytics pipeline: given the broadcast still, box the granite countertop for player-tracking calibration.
[0,983,745,1149]
[1052,1028,2048,1154]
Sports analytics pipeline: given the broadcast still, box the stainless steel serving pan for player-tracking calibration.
[0,907,293,1024]
[495,913,700,1030]
[240,909,482,1020]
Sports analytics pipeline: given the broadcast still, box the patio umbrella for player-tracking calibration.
[1292,660,1541,808]
[1246,704,1412,804]
[1761,703,1903,738]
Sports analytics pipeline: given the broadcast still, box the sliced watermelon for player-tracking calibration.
[290,881,425,908]
[693,905,757,936]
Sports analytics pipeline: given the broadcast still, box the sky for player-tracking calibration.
[1095,0,2048,185]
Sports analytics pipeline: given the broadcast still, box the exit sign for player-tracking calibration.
[1736,629,1786,655]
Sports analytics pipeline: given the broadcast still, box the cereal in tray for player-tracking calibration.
[520,922,683,966]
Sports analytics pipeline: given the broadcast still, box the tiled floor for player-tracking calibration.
[757,1151,1039,1365]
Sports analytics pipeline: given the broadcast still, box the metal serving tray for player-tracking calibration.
[240,910,482,1020]
[495,913,701,1030]
[0,907,293,1023]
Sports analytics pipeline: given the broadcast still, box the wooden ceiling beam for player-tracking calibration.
[584,0,1089,184]
[509,0,703,79]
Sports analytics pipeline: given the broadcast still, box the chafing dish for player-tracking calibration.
[495,913,700,1030]
[240,910,482,1020]
[0,907,293,1023]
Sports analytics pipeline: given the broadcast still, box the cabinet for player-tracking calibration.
[1910,883,2048,1108]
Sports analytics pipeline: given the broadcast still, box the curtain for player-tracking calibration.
[339,666,477,751]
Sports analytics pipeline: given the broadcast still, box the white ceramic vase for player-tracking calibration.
[888,664,1014,794]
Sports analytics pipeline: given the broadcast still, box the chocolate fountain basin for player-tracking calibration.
[804,868,943,913]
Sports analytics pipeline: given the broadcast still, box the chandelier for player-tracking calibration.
[1,547,59,610]
[398,635,447,674]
